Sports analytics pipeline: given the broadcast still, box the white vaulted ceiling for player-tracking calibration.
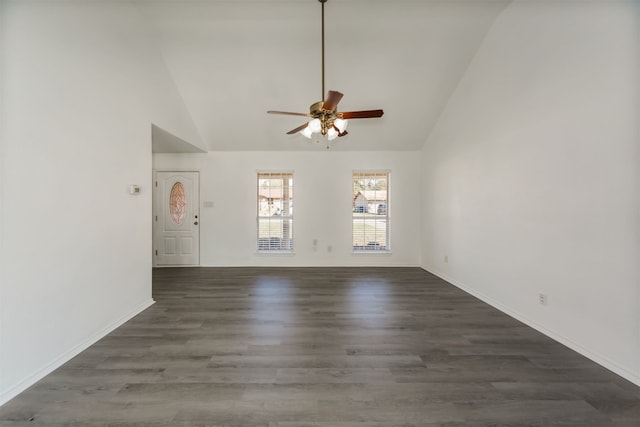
[135,0,511,151]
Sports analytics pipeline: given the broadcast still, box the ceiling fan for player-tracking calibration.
[267,0,384,143]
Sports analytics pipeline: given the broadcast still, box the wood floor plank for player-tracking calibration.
[0,267,638,426]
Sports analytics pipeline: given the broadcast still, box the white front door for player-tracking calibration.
[154,171,200,266]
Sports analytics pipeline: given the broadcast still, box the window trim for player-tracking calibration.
[256,171,294,253]
[352,170,391,253]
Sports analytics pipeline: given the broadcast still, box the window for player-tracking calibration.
[257,172,294,252]
[352,171,389,252]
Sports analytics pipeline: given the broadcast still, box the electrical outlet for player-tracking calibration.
[538,293,548,306]
[444,255,448,263]
[313,239,318,246]
[327,245,333,253]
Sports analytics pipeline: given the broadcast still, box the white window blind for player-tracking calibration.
[352,171,389,252]
[257,172,294,252]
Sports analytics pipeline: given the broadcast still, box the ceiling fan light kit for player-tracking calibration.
[267,0,383,147]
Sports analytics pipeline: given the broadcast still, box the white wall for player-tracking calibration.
[0,1,203,403]
[421,0,640,384]
[153,151,421,267]
[2,0,637,407]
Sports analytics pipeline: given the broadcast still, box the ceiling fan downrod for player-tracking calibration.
[320,0,327,102]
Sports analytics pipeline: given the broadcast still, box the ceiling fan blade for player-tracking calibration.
[267,111,312,117]
[286,122,309,135]
[340,109,384,119]
[322,90,344,112]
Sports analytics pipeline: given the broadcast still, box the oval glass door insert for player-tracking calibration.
[169,182,186,224]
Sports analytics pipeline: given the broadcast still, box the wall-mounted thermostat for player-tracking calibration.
[129,185,141,195]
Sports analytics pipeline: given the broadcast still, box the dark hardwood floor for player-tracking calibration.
[1,267,638,426]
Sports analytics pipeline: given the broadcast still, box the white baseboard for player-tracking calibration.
[421,264,640,387]
[0,298,155,407]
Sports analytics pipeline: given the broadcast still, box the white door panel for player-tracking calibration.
[154,171,200,265]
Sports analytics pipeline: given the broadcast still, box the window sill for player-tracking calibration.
[255,251,295,256]
[352,250,392,255]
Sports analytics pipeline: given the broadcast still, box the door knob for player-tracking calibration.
[194,221,199,225]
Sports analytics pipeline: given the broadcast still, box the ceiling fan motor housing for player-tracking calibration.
[309,101,339,135]
[310,101,324,114]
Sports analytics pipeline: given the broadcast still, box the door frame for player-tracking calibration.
[152,169,201,267]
